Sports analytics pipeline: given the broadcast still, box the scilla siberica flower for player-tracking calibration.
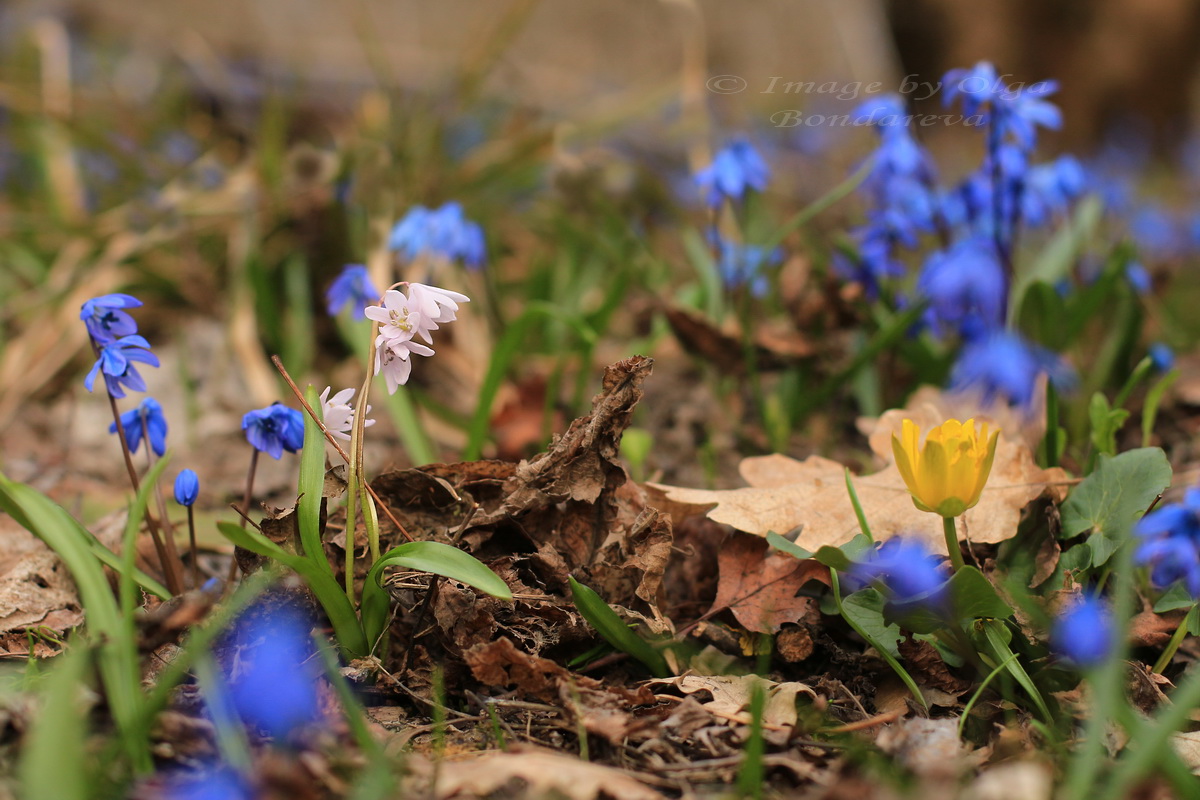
[1051,594,1114,668]
[388,202,486,269]
[1149,342,1175,373]
[241,404,305,459]
[320,386,374,441]
[174,469,199,506]
[694,139,770,209]
[84,335,160,399]
[159,764,252,800]
[951,330,1074,410]
[80,293,143,343]
[916,237,1007,338]
[847,538,949,604]
[109,396,168,456]
[325,264,380,319]
[224,599,322,740]
[892,418,999,518]
[1134,488,1200,598]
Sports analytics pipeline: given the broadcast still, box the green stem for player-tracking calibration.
[943,516,964,572]
[1152,603,1195,675]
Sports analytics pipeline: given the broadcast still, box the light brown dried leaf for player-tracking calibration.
[435,749,664,800]
[649,426,1066,555]
[648,673,815,728]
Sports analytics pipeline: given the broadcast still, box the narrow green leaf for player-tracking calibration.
[832,573,925,709]
[845,469,873,541]
[569,576,669,677]
[765,531,811,560]
[812,533,874,573]
[361,541,512,649]
[979,619,1053,723]
[19,641,91,800]
[216,522,368,657]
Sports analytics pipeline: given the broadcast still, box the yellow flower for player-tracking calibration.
[891,418,999,518]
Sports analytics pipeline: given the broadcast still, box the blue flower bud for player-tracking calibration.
[174,469,199,507]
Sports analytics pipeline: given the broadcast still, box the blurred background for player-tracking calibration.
[4,0,1200,510]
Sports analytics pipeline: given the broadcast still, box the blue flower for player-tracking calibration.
[325,264,380,319]
[834,227,908,300]
[109,396,168,456]
[1021,156,1087,228]
[916,237,1007,338]
[1149,343,1175,372]
[1052,594,1114,668]
[694,139,770,208]
[847,538,949,604]
[1125,261,1151,295]
[710,235,783,296]
[80,293,143,343]
[1000,81,1062,149]
[942,62,1003,118]
[84,335,160,399]
[388,202,486,269]
[174,469,199,506]
[224,599,322,740]
[1134,488,1200,598]
[1131,205,1185,259]
[159,764,252,800]
[950,330,1074,409]
[241,404,305,459]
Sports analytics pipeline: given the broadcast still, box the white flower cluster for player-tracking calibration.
[364,283,470,393]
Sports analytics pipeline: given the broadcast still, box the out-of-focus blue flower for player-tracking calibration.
[1149,343,1175,373]
[388,202,486,269]
[847,538,949,604]
[1125,261,1151,295]
[1131,205,1185,259]
[942,62,1003,118]
[710,234,783,296]
[951,330,1074,409]
[1021,155,1087,228]
[1052,594,1114,668]
[84,335,159,399]
[1000,81,1062,149]
[225,599,322,740]
[325,264,380,319]
[160,131,200,165]
[174,469,199,506]
[80,293,143,343]
[942,62,1061,150]
[834,228,908,300]
[916,237,1006,338]
[1134,488,1200,598]
[693,139,770,208]
[109,397,168,456]
[241,404,305,459]
[159,764,252,800]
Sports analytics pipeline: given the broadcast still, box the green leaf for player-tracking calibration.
[1017,281,1070,348]
[812,533,874,573]
[19,641,91,800]
[297,386,333,575]
[977,619,1053,723]
[1143,370,1180,448]
[766,531,811,560]
[1153,583,1195,613]
[883,566,1012,634]
[1059,448,1171,567]
[216,522,368,657]
[1088,392,1130,458]
[840,588,902,657]
[569,576,670,677]
[361,541,512,650]
[1187,606,1200,637]
[1014,195,1102,309]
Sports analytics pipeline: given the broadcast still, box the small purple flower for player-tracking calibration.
[84,335,160,399]
[1134,488,1200,598]
[174,469,199,506]
[241,404,305,459]
[224,599,322,740]
[708,233,783,296]
[694,139,770,208]
[951,330,1075,410]
[1125,261,1151,295]
[159,764,252,800]
[847,538,949,604]
[388,202,486,269]
[80,293,143,343]
[325,264,380,319]
[1149,343,1175,373]
[916,237,1007,338]
[1052,594,1114,668]
[109,396,168,456]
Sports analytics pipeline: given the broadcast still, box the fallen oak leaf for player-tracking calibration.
[648,673,817,728]
[434,748,665,800]
[710,533,825,633]
[648,431,1066,555]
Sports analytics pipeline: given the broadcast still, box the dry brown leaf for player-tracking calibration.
[648,674,816,728]
[649,425,1066,555]
[436,749,664,800]
[710,533,824,633]
[1171,731,1200,775]
[663,305,814,374]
